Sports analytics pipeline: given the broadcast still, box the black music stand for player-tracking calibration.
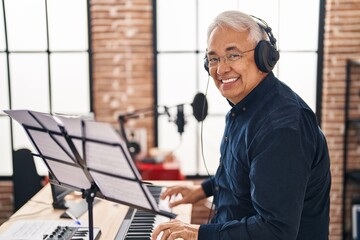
[5,109,176,240]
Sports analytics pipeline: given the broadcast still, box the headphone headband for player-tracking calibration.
[204,14,280,74]
[250,15,277,49]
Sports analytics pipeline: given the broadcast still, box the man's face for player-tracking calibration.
[207,26,266,104]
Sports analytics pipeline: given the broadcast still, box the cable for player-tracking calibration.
[200,75,211,176]
[7,205,53,222]
[199,75,216,223]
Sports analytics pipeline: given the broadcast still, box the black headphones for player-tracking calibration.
[204,15,279,74]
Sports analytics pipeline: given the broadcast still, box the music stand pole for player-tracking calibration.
[82,186,97,240]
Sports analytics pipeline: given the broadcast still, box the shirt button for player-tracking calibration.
[215,185,219,191]
[231,112,236,117]
[242,107,246,111]
[224,136,228,142]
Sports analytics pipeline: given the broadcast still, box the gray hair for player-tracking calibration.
[207,10,268,45]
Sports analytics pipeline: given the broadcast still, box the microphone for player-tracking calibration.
[191,92,208,122]
[175,104,185,135]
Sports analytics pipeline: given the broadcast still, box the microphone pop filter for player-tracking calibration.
[191,92,208,122]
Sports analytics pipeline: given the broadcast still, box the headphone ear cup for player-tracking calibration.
[204,55,210,75]
[254,40,279,73]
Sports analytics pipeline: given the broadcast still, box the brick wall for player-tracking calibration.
[1,1,360,238]
[0,181,13,224]
[91,0,155,148]
[322,0,360,239]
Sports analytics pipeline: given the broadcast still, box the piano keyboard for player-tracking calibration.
[43,225,101,240]
[115,185,172,240]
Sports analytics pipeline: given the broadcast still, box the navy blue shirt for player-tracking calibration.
[198,72,331,240]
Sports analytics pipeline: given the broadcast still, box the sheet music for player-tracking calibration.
[5,110,77,164]
[46,159,91,190]
[4,109,43,128]
[0,220,78,240]
[84,121,141,179]
[86,142,135,179]
[28,129,75,164]
[55,115,84,137]
[55,115,85,159]
[30,111,63,132]
[90,171,158,212]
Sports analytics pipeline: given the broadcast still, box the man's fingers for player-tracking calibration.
[169,197,185,208]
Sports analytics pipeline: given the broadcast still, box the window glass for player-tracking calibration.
[9,53,49,111]
[157,53,197,106]
[197,116,224,175]
[47,0,88,51]
[0,54,9,113]
[157,0,196,51]
[1,0,90,176]
[51,53,90,114]
[279,0,319,51]
[5,0,47,51]
[278,52,318,111]
[237,0,280,41]
[158,115,197,175]
[198,0,238,50]
[0,2,5,51]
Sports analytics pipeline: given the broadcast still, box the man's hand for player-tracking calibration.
[151,219,200,240]
[161,185,206,208]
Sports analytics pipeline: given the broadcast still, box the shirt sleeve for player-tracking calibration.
[198,125,317,240]
[201,176,215,197]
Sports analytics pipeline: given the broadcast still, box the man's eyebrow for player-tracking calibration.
[225,46,239,52]
[207,46,239,56]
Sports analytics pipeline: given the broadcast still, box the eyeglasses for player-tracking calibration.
[206,48,255,68]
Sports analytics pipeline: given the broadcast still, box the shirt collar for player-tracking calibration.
[228,72,276,114]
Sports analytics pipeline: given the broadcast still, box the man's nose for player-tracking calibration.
[216,58,231,75]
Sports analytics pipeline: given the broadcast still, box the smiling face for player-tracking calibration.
[207,26,267,104]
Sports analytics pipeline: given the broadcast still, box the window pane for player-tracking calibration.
[198,116,224,175]
[0,2,5,51]
[198,0,238,50]
[5,0,47,51]
[9,53,49,111]
[50,53,90,114]
[158,115,197,175]
[277,52,317,111]
[157,0,196,51]
[0,117,12,175]
[0,54,9,113]
[47,0,88,51]
[157,53,197,106]
[237,0,280,42]
[279,0,320,51]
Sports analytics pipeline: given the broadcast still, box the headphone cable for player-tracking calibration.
[199,75,216,223]
[200,75,211,176]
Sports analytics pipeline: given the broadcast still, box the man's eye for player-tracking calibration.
[228,54,241,60]
[208,57,219,63]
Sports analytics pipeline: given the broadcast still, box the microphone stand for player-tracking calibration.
[118,93,207,156]
[118,106,170,159]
